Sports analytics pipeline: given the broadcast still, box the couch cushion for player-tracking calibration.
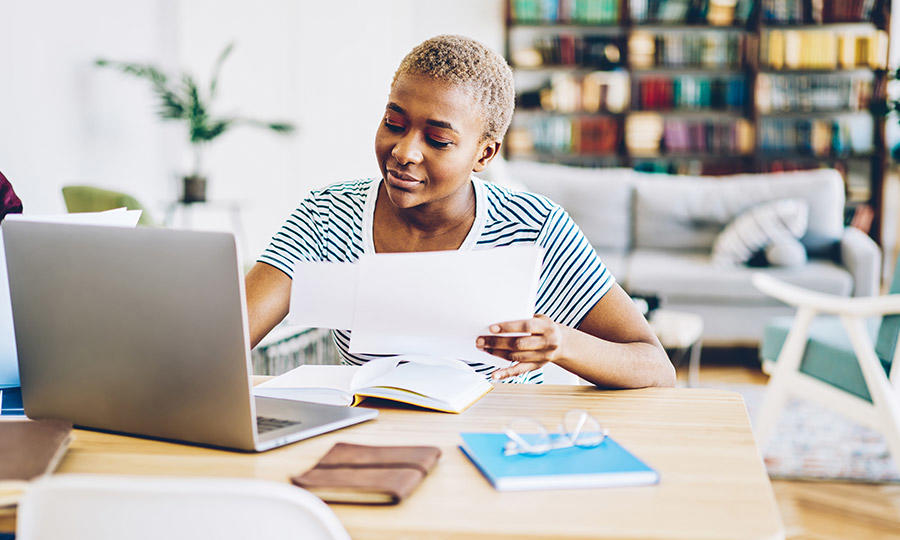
[506,161,635,251]
[711,198,809,266]
[633,169,845,251]
[761,316,887,402]
[625,249,853,302]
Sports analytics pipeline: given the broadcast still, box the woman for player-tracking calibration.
[245,35,674,388]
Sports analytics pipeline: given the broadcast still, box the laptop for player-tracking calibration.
[1,220,377,451]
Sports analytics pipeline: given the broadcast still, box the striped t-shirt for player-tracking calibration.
[259,176,615,383]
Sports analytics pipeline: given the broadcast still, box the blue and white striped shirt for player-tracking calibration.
[259,177,614,383]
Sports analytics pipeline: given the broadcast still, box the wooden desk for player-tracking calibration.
[1,385,784,540]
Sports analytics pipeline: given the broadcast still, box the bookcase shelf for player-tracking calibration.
[505,0,891,241]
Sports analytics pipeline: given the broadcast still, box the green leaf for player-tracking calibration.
[209,42,235,99]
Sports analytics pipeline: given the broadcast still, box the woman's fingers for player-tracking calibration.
[482,348,554,364]
[491,361,544,380]
[477,334,547,351]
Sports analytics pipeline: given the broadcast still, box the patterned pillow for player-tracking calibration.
[712,199,809,266]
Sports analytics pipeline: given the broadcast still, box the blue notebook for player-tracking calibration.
[459,432,659,491]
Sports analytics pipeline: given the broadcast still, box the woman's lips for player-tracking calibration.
[387,169,423,189]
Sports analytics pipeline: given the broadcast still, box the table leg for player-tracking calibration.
[687,340,703,387]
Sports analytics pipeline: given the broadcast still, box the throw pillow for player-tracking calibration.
[765,236,808,267]
[711,199,809,266]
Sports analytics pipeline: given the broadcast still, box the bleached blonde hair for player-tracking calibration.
[393,35,515,143]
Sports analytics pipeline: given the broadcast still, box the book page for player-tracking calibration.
[359,361,488,405]
[253,365,357,406]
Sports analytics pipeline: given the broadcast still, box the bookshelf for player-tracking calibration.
[504,0,891,241]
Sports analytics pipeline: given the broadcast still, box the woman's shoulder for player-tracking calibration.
[477,177,561,226]
[308,178,377,200]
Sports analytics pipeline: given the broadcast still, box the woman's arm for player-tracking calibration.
[478,283,675,388]
[245,262,292,349]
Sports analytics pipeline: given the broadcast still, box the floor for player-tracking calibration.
[692,357,900,540]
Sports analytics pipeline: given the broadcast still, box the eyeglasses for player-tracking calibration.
[503,409,609,457]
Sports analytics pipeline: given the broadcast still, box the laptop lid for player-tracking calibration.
[3,221,258,450]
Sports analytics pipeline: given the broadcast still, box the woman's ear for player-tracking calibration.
[473,141,501,172]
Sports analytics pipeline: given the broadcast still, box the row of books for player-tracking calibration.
[507,116,619,155]
[625,113,753,155]
[758,116,874,157]
[756,73,873,113]
[629,0,753,25]
[629,31,746,69]
[761,29,888,70]
[635,76,746,110]
[511,34,624,69]
[661,118,754,154]
[509,0,619,24]
[517,71,630,113]
[762,0,876,24]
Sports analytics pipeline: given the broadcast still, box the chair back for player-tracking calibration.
[875,253,900,365]
[62,185,154,226]
[16,475,350,540]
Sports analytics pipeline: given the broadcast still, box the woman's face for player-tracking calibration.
[375,73,497,211]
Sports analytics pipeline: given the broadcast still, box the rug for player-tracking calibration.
[720,384,900,483]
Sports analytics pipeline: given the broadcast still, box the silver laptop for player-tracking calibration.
[2,220,377,452]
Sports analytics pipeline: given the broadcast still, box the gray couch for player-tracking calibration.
[492,161,881,346]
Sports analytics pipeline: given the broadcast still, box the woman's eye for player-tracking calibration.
[428,138,451,148]
[384,121,404,133]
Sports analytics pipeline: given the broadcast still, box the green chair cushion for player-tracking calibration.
[761,316,889,403]
[61,185,154,226]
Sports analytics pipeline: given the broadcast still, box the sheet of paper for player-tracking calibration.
[288,262,358,329]
[5,207,142,227]
[0,209,142,387]
[349,245,542,366]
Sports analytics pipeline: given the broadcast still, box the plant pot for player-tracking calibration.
[182,175,207,203]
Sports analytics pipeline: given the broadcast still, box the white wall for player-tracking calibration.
[0,0,504,264]
[0,0,181,216]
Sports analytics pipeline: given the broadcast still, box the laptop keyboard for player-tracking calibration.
[256,416,301,434]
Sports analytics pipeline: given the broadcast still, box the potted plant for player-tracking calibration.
[96,43,294,203]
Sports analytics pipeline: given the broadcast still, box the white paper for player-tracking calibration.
[288,262,358,329]
[0,209,142,387]
[350,245,542,366]
[5,207,142,227]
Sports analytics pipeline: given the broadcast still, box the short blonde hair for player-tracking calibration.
[393,35,515,143]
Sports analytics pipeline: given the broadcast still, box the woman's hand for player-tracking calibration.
[476,314,567,380]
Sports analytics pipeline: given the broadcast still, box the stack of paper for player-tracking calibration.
[288,245,542,368]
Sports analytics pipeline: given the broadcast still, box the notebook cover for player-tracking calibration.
[459,432,659,491]
[292,442,441,505]
[0,419,72,482]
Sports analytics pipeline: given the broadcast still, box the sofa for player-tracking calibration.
[485,161,882,346]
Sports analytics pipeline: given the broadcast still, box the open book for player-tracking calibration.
[254,356,493,414]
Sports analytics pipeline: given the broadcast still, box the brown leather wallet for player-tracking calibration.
[291,442,441,505]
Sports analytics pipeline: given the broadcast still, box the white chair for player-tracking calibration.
[16,475,350,540]
[752,272,900,473]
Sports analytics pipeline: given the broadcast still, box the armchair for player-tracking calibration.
[752,260,900,472]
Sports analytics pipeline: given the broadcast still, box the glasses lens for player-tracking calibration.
[564,410,607,448]
[505,417,551,456]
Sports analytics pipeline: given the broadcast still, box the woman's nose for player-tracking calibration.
[391,134,423,166]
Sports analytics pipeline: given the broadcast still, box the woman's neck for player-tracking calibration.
[379,180,475,238]
[373,179,477,253]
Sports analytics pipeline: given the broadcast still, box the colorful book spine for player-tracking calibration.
[762,29,888,70]
[758,116,874,156]
[510,0,618,24]
[508,115,619,156]
[634,75,746,110]
[756,73,873,113]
